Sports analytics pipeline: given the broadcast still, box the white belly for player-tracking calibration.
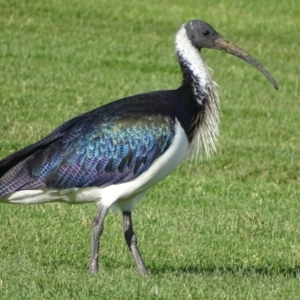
[101,119,189,210]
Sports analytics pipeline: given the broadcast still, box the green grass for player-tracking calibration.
[0,0,299,299]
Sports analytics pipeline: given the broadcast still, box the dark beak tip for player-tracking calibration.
[272,81,279,90]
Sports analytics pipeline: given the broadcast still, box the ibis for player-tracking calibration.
[0,20,278,275]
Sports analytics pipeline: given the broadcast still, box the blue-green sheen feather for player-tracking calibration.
[0,99,176,197]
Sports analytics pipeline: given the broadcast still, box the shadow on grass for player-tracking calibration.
[148,265,300,277]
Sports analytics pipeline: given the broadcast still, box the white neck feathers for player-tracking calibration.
[175,24,220,160]
[175,25,211,97]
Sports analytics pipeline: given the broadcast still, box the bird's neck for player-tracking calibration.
[175,26,220,159]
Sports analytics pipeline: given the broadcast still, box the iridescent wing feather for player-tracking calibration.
[0,95,176,198]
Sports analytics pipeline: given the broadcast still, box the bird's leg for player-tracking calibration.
[89,205,109,273]
[123,211,148,276]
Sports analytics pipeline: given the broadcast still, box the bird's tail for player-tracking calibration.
[0,156,39,199]
[0,186,100,205]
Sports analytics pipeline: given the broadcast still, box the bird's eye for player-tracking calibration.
[203,30,210,36]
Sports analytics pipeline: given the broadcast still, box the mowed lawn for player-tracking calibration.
[0,0,299,299]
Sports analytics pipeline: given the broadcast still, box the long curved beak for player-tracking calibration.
[214,37,279,90]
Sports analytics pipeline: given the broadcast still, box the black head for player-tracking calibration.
[183,20,278,89]
[185,20,221,50]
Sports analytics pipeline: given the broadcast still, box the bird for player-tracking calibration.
[0,20,278,276]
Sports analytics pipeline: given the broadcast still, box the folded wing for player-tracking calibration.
[0,103,175,198]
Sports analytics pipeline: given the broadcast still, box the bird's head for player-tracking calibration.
[184,20,278,89]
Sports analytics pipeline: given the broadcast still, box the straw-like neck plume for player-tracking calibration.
[175,24,220,159]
